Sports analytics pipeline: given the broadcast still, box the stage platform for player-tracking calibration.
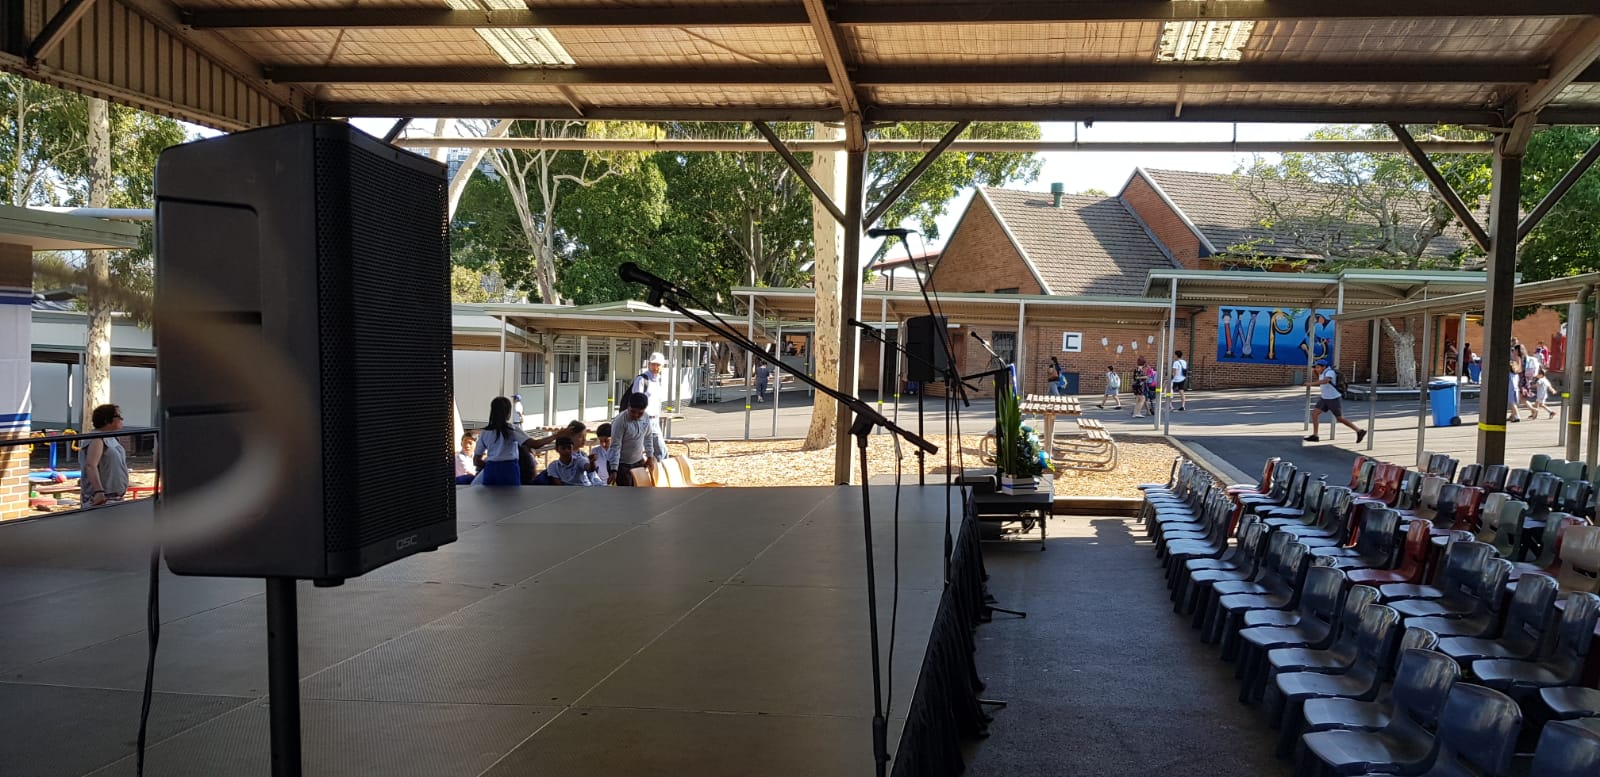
[1,485,977,777]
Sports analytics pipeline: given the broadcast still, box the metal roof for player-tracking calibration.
[3,3,1598,134]
[1142,268,1497,307]
[0,205,141,252]
[453,300,768,350]
[736,287,1176,327]
[1335,271,1600,323]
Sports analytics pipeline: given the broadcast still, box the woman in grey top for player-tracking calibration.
[81,403,129,506]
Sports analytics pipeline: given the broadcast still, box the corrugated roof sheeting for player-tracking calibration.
[4,2,1599,128]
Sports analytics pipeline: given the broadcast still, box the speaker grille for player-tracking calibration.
[316,136,454,556]
[315,139,357,550]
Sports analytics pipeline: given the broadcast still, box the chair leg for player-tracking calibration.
[1275,698,1304,758]
[1233,641,1253,679]
[1220,613,1243,661]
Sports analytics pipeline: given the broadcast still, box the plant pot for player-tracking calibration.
[1000,474,1039,495]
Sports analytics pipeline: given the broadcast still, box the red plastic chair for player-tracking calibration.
[1347,520,1432,587]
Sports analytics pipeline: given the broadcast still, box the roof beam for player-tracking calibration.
[26,0,98,65]
[799,0,863,149]
[752,121,848,227]
[274,62,1543,87]
[1511,16,1600,118]
[1388,123,1492,253]
[394,137,1494,154]
[183,2,1599,29]
[864,121,970,230]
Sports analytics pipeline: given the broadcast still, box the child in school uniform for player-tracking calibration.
[1098,365,1122,410]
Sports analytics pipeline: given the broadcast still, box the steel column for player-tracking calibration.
[833,149,865,484]
[1164,278,1177,435]
[607,337,618,416]
[877,297,888,417]
[1568,290,1590,460]
[498,315,508,396]
[745,299,755,440]
[1589,309,1600,470]
[773,322,783,437]
[1305,314,1315,432]
[1456,314,1468,383]
[1367,319,1379,451]
[667,320,677,414]
[1416,313,1433,464]
[1478,143,1525,466]
[1332,280,1345,439]
[544,340,557,424]
[1016,301,1027,395]
[578,336,589,422]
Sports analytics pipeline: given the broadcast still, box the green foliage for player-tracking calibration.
[0,75,187,324]
[1518,126,1600,283]
[452,120,1042,306]
[993,382,1050,478]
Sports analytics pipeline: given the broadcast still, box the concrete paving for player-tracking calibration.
[669,383,1591,487]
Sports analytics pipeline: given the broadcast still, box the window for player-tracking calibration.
[994,287,1020,294]
[586,355,610,383]
[557,354,581,384]
[521,353,546,385]
[992,331,1017,365]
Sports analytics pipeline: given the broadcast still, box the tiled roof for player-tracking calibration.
[1138,168,1479,262]
[979,188,1178,297]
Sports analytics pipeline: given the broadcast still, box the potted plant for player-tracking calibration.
[994,385,1051,494]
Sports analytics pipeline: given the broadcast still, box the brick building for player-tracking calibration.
[928,169,1562,397]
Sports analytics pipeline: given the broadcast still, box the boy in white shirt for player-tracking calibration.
[588,423,613,483]
[1170,351,1190,411]
[1305,359,1367,443]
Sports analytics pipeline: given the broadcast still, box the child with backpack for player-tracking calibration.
[1098,365,1122,409]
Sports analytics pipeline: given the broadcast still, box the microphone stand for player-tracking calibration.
[650,288,934,777]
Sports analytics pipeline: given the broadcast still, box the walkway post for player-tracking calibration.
[607,337,617,417]
[1154,328,1165,431]
[1456,314,1468,384]
[892,317,904,427]
[1332,279,1344,440]
[1588,308,1600,470]
[1367,319,1379,451]
[745,300,754,441]
[578,335,589,423]
[498,315,508,396]
[877,297,888,419]
[1017,300,1027,396]
[773,322,782,437]
[1416,313,1433,465]
[668,320,677,415]
[1479,130,1528,466]
[1568,289,1590,460]
[1305,313,1314,433]
[1164,278,1177,435]
[544,341,556,424]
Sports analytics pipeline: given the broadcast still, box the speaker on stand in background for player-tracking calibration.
[154,121,456,777]
[903,315,949,485]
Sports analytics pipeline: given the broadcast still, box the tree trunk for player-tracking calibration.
[1380,318,1418,388]
[447,119,513,217]
[803,123,844,450]
[82,97,112,430]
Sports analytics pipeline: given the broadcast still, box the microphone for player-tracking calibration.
[970,331,989,347]
[846,317,879,332]
[618,262,682,306]
[866,227,916,239]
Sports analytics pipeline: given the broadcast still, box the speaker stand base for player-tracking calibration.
[266,578,303,777]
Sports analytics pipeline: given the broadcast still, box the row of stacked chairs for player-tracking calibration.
[1139,455,1600,776]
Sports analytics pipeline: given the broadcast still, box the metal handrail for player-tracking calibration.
[2,426,160,521]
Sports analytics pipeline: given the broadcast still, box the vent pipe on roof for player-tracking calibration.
[1050,182,1065,207]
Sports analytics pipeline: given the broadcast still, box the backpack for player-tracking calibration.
[1329,367,1349,395]
[618,371,650,412]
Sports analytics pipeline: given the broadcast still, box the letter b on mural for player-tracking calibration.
[1217,306,1336,366]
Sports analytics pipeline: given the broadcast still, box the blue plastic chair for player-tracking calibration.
[1235,564,1346,702]
[1473,593,1600,694]
[1299,649,1462,775]
[1541,685,1600,720]
[1347,684,1522,777]
[1392,558,1511,629]
[1434,571,1557,662]
[1526,719,1600,777]
[1273,606,1405,757]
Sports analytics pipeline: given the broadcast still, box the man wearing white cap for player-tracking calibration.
[630,351,668,420]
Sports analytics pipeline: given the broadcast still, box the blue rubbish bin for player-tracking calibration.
[1466,361,1481,383]
[1428,380,1461,427]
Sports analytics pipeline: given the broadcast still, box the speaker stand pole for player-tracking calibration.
[266,577,303,777]
[917,389,926,486]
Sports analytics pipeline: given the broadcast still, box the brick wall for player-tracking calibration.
[927,195,1042,295]
[1120,174,1207,271]
[0,439,29,520]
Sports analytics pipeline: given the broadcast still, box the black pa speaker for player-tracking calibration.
[154,121,455,583]
[904,315,950,382]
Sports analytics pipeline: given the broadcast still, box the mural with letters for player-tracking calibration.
[1217,306,1336,366]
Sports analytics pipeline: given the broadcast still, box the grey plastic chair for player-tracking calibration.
[1350,684,1521,777]
[1473,592,1600,694]
[1234,564,1346,702]
[1273,605,1404,757]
